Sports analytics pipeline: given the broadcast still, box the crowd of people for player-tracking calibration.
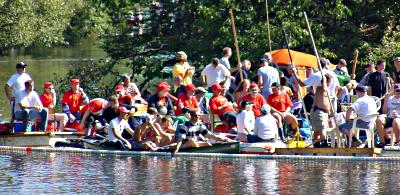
[4,49,400,151]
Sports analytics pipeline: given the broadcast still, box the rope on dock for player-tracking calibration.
[0,146,400,161]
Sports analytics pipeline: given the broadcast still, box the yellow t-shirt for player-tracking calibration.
[172,62,192,90]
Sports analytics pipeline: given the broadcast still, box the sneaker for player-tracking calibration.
[385,137,391,145]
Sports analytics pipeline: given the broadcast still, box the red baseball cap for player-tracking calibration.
[157,82,171,91]
[250,83,259,89]
[114,85,125,92]
[44,82,53,89]
[185,84,196,91]
[118,106,130,114]
[70,79,80,84]
[210,84,223,91]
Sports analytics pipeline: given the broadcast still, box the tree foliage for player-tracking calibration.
[56,0,400,97]
[0,0,88,50]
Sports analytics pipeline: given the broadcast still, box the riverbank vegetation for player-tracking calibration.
[2,0,400,97]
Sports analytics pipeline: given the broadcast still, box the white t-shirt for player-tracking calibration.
[7,73,32,97]
[304,70,339,97]
[106,117,130,141]
[254,114,277,140]
[236,110,255,134]
[201,64,230,87]
[257,65,279,94]
[220,57,231,70]
[15,90,43,113]
[350,95,377,122]
[387,96,400,118]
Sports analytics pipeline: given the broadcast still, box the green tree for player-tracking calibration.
[56,0,400,97]
[0,0,86,51]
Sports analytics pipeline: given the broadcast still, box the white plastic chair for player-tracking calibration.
[348,113,379,148]
[348,96,380,148]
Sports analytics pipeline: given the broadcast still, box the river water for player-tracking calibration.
[0,151,399,194]
[0,41,106,119]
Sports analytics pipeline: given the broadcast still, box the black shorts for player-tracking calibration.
[384,118,394,129]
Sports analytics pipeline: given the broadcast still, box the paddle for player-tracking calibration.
[10,100,15,133]
[351,50,358,79]
[228,9,243,82]
[303,12,343,147]
[283,28,311,144]
[265,0,272,52]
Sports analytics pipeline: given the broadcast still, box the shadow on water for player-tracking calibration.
[0,40,106,120]
[0,151,400,194]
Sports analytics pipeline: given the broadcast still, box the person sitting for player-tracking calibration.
[209,84,236,127]
[279,76,294,98]
[236,100,255,141]
[238,83,266,118]
[267,82,299,137]
[114,85,134,107]
[148,82,174,116]
[243,104,278,143]
[160,115,175,134]
[172,107,191,127]
[121,75,146,104]
[176,84,199,116]
[61,79,89,124]
[194,87,209,114]
[14,80,48,131]
[376,84,400,147]
[98,95,135,131]
[339,85,378,147]
[233,79,250,104]
[173,76,186,98]
[105,106,136,150]
[173,110,232,154]
[39,82,68,131]
[79,98,108,136]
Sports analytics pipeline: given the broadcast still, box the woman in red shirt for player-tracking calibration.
[39,82,68,131]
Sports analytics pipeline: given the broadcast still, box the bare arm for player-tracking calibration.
[201,75,207,87]
[4,84,12,100]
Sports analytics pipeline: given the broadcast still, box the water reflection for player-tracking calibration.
[1,152,400,194]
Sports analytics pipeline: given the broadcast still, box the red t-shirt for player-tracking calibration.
[80,98,108,115]
[175,93,199,116]
[209,95,235,118]
[62,90,85,114]
[267,93,293,112]
[239,94,266,117]
[40,93,53,108]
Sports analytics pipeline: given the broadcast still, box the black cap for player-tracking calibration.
[271,82,281,88]
[260,58,268,63]
[16,62,27,68]
[355,85,367,93]
[240,100,254,108]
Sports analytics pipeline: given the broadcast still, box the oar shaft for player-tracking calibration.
[228,9,243,82]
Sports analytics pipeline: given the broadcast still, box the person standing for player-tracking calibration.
[201,58,231,90]
[14,80,48,131]
[291,59,332,147]
[257,54,279,100]
[4,62,32,120]
[393,57,400,83]
[172,51,194,91]
[367,59,391,98]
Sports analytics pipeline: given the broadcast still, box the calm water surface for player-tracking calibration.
[0,151,399,194]
[0,41,106,119]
